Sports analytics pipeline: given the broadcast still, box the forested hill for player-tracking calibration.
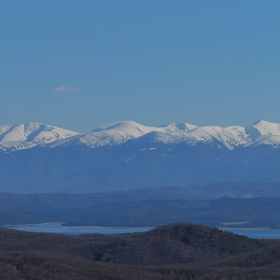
[0,223,263,265]
[1,223,280,279]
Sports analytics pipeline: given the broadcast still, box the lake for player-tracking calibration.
[2,224,280,238]
[220,228,280,239]
[1,223,152,235]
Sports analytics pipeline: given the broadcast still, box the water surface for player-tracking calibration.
[220,228,280,239]
[2,224,280,238]
[2,223,152,235]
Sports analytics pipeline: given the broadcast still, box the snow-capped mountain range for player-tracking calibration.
[0,120,280,193]
[1,120,280,152]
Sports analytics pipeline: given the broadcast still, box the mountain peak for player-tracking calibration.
[252,120,263,125]
[0,123,79,152]
[162,122,197,132]
[92,121,146,133]
[1,120,280,152]
[251,120,280,135]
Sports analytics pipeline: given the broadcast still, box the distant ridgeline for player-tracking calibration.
[0,120,280,193]
[1,189,280,228]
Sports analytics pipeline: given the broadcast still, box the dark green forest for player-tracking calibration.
[1,185,280,279]
[0,223,280,279]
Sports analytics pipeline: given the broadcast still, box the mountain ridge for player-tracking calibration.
[0,120,280,193]
[1,120,280,152]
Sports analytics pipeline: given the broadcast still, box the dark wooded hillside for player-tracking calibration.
[0,223,280,279]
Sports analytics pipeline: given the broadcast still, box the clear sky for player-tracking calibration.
[1,0,280,132]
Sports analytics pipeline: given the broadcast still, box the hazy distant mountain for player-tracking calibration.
[0,120,280,193]
[0,123,79,152]
[1,120,280,152]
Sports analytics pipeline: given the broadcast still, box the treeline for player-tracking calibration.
[3,249,280,279]
[1,223,280,279]
[0,251,169,280]
[0,223,264,265]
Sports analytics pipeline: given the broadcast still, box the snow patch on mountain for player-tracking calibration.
[187,126,249,149]
[244,120,280,147]
[0,123,80,152]
[253,120,280,134]
[131,131,196,146]
[54,121,155,148]
[1,120,280,152]
[158,122,197,133]
[56,121,198,148]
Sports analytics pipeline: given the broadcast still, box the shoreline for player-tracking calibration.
[0,223,153,230]
[220,227,272,231]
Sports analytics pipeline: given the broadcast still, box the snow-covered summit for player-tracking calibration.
[251,120,280,136]
[58,120,280,149]
[1,120,280,152]
[244,120,280,147]
[63,121,199,148]
[0,123,80,152]
[54,121,161,148]
[158,122,197,132]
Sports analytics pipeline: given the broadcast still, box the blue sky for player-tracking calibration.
[1,0,280,132]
